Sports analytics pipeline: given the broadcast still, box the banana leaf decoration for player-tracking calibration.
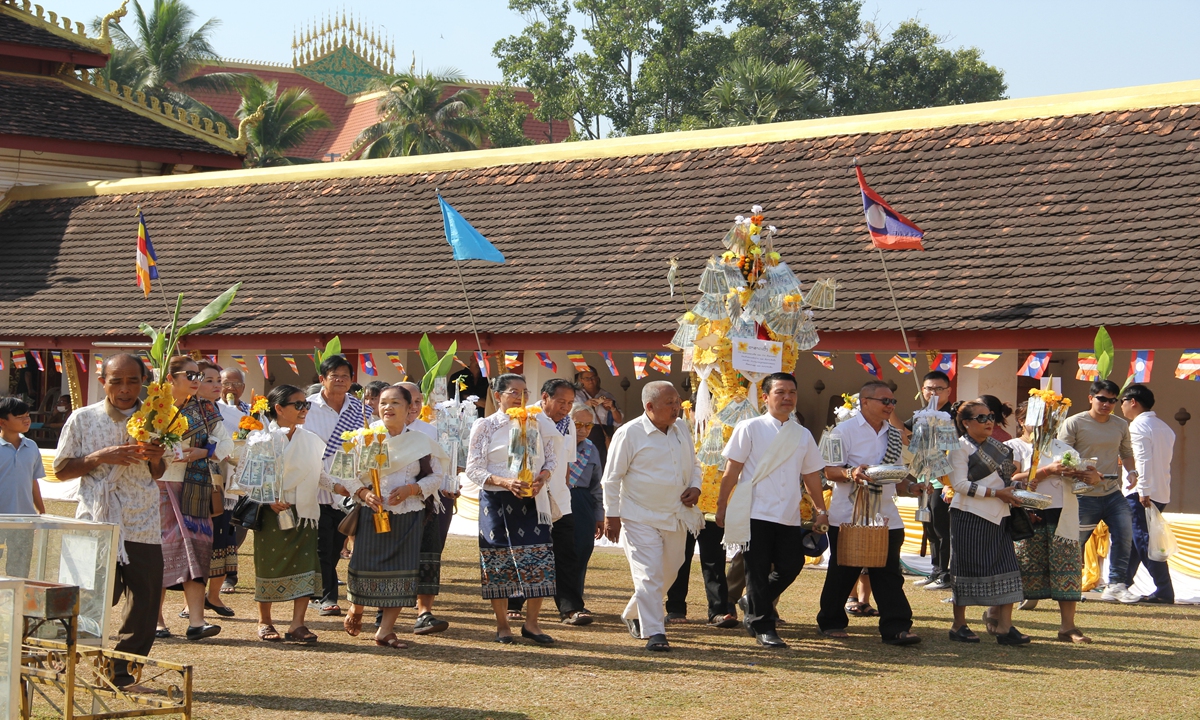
[140,283,241,375]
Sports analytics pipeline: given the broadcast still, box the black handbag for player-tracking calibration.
[230,495,263,531]
[1007,506,1035,541]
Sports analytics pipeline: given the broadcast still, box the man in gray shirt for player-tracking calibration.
[1058,379,1138,603]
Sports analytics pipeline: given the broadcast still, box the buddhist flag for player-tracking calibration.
[536,352,557,373]
[966,352,1001,369]
[1128,350,1153,383]
[1175,350,1200,380]
[386,352,405,375]
[439,194,505,263]
[601,351,619,376]
[855,167,924,250]
[1018,351,1052,379]
[889,353,915,374]
[50,351,63,373]
[475,351,490,378]
[855,352,882,378]
[93,353,103,374]
[257,355,270,377]
[12,352,27,370]
[650,352,672,375]
[504,351,520,370]
[30,350,44,371]
[73,352,86,373]
[282,353,299,375]
[567,351,589,373]
[135,210,160,298]
[932,352,957,381]
[360,353,377,377]
[1076,352,1099,381]
[814,351,834,370]
[633,352,649,379]
[231,354,249,374]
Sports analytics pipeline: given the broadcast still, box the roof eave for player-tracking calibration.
[0,40,108,68]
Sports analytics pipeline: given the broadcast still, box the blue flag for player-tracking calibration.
[439,194,505,263]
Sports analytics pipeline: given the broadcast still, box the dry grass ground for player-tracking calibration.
[29,503,1200,719]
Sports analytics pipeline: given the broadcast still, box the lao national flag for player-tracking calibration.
[855,352,882,378]
[257,355,269,377]
[30,350,44,371]
[601,351,619,376]
[475,351,491,378]
[1018,351,1052,379]
[1128,350,1154,383]
[932,352,957,381]
[856,167,924,250]
[360,352,377,376]
[536,352,557,373]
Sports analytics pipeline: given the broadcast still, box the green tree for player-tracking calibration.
[704,57,818,125]
[481,86,535,148]
[237,76,332,167]
[95,0,243,124]
[353,70,484,158]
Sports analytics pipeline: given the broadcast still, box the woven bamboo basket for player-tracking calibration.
[837,488,888,568]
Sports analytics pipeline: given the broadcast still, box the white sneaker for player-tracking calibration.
[912,576,931,586]
[1101,583,1142,604]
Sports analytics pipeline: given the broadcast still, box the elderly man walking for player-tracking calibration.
[603,381,703,652]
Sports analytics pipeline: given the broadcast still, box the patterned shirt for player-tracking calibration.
[53,399,160,545]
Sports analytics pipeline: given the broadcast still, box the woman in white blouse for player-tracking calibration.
[341,385,449,649]
[466,374,558,645]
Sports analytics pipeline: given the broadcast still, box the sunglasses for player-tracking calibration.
[574,422,594,429]
[1093,396,1118,405]
[966,413,995,423]
[281,401,312,411]
[864,397,898,407]
[174,371,204,381]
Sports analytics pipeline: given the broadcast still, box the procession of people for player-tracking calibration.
[0,350,1170,696]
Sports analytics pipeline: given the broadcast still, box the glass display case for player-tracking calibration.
[0,516,117,646]
[0,576,21,720]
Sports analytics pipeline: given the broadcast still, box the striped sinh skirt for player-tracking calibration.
[254,507,320,603]
[949,508,1024,606]
[159,481,213,589]
[209,508,238,579]
[417,495,452,596]
[478,490,556,600]
[347,506,422,608]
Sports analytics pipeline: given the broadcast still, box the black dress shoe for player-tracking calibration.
[737,597,754,637]
[1141,595,1175,605]
[755,631,788,648]
[154,627,172,639]
[520,626,555,645]
[495,633,515,644]
[186,624,221,641]
[204,599,235,617]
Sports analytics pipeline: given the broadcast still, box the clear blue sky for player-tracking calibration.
[49,0,1200,98]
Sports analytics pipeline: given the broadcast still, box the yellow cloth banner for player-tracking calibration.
[1082,522,1110,591]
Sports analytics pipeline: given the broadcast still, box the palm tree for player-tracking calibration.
[352,69,484,158]
[237,77,332,167]
[95,0,243,124]
[704,57,819,126]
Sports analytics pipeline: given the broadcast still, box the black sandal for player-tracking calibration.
[645,633,670,652]
[997,626,1031,646]
[846,601,878,617]
[882,630,922,646]
[949,625,980,643]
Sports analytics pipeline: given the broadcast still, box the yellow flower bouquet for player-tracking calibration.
[126,381,189,450]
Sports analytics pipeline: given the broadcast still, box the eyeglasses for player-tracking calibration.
[325,375,352,382]
[922,386,949,393]
[281,401,311,411]
[500,389,528,398]
[864,397,898,407]
[574,422,594,430]
[966,413,995,423]
[1093,396,1118,405]
[174,371,203,381]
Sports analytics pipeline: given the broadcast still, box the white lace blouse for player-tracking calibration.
[466,411,557,493]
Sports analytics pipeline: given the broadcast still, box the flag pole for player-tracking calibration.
[876,247,923,398]
[451,256,486,359]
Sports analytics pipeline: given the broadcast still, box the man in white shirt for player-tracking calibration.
[216,366,250,435]
[511,379,589,624]
[303,355,362,616]
[603,381,702,652]
[716,372,827,649]
[818,380,922,645]
[1120,384,1176,604]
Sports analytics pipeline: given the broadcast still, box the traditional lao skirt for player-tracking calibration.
[1014,510,1082,602]
[160,481,213,589]
[346,506,422,608]
[950,508,1024,606]
[478,490,556,600]
[209,508,238,579]
[253,506,319,603]
[416,496,452,597]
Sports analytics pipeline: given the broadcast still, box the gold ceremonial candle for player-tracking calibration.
[517,464,534,498]
[370,465,391,533]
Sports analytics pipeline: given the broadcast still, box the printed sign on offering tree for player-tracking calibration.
[731,338,784,375]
